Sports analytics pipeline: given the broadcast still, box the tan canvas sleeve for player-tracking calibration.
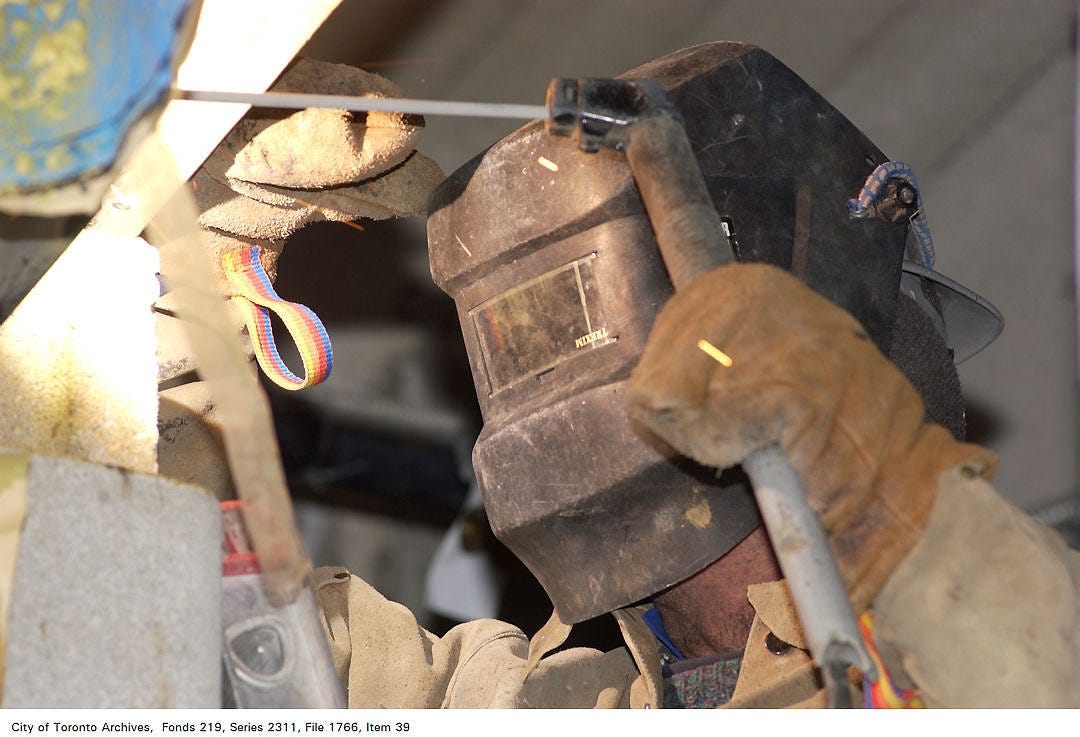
[313,567,642,708]
[872,466,1080,707]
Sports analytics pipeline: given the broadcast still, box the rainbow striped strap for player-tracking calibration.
[859,610,925,709]
[222,246,333,391]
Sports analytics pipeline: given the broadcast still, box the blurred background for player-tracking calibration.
[256,0,1079,634]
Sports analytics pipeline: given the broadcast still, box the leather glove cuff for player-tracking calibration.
[628,262,997,608]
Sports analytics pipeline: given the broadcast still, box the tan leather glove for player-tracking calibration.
[627,262,997,610]
[157,59,445,498]
[187,57,442,287]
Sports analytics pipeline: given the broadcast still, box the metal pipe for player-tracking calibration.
[742,447,876,681]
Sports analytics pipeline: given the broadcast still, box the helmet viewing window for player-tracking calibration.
[469,253,615,395]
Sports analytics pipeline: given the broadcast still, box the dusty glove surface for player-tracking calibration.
[224,59,423,189]
[192,57,444,293]
[627,262,997,610]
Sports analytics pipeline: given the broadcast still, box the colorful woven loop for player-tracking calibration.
[222,246,333,391]
[859,611,925,709]
[846,160,936,269]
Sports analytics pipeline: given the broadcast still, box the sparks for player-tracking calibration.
[697,338,733,367]
[292,196,365,231]
[537,156,559,172]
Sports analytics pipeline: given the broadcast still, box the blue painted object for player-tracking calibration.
[0,0,193,193]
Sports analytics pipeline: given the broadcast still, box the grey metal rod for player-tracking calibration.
[175,89,549,121]
[742,446,877,679]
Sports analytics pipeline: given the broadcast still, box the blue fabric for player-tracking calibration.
[643,606,685,661]
[0,0,193,192]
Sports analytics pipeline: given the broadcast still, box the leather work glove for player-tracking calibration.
[156,58,444,498]
[191,57,444,289]
[627,262,998,611]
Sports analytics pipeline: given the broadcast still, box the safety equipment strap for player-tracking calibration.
[222,246,333,390]
[847,160,936,269]
[859,610,925,708]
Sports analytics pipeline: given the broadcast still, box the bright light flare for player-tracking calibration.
[697,338,733,367]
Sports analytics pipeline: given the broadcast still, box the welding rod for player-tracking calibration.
[175,88,549,121]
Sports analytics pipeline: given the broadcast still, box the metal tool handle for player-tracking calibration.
[742,448,876,684]
[546,77,877,702]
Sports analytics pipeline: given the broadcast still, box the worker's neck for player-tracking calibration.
[652,524,781,659]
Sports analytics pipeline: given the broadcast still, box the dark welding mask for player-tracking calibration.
[426,42,1002,624]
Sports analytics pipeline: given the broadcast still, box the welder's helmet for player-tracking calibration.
[427,42,1002,624]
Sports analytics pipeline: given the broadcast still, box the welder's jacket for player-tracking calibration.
[315,465,1080,708]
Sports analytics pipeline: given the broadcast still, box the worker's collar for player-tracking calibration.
[642,606,685,661]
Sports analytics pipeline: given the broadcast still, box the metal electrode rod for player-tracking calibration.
[741,447,877,701]
[545,77,877,703]
[175,88,549,121]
